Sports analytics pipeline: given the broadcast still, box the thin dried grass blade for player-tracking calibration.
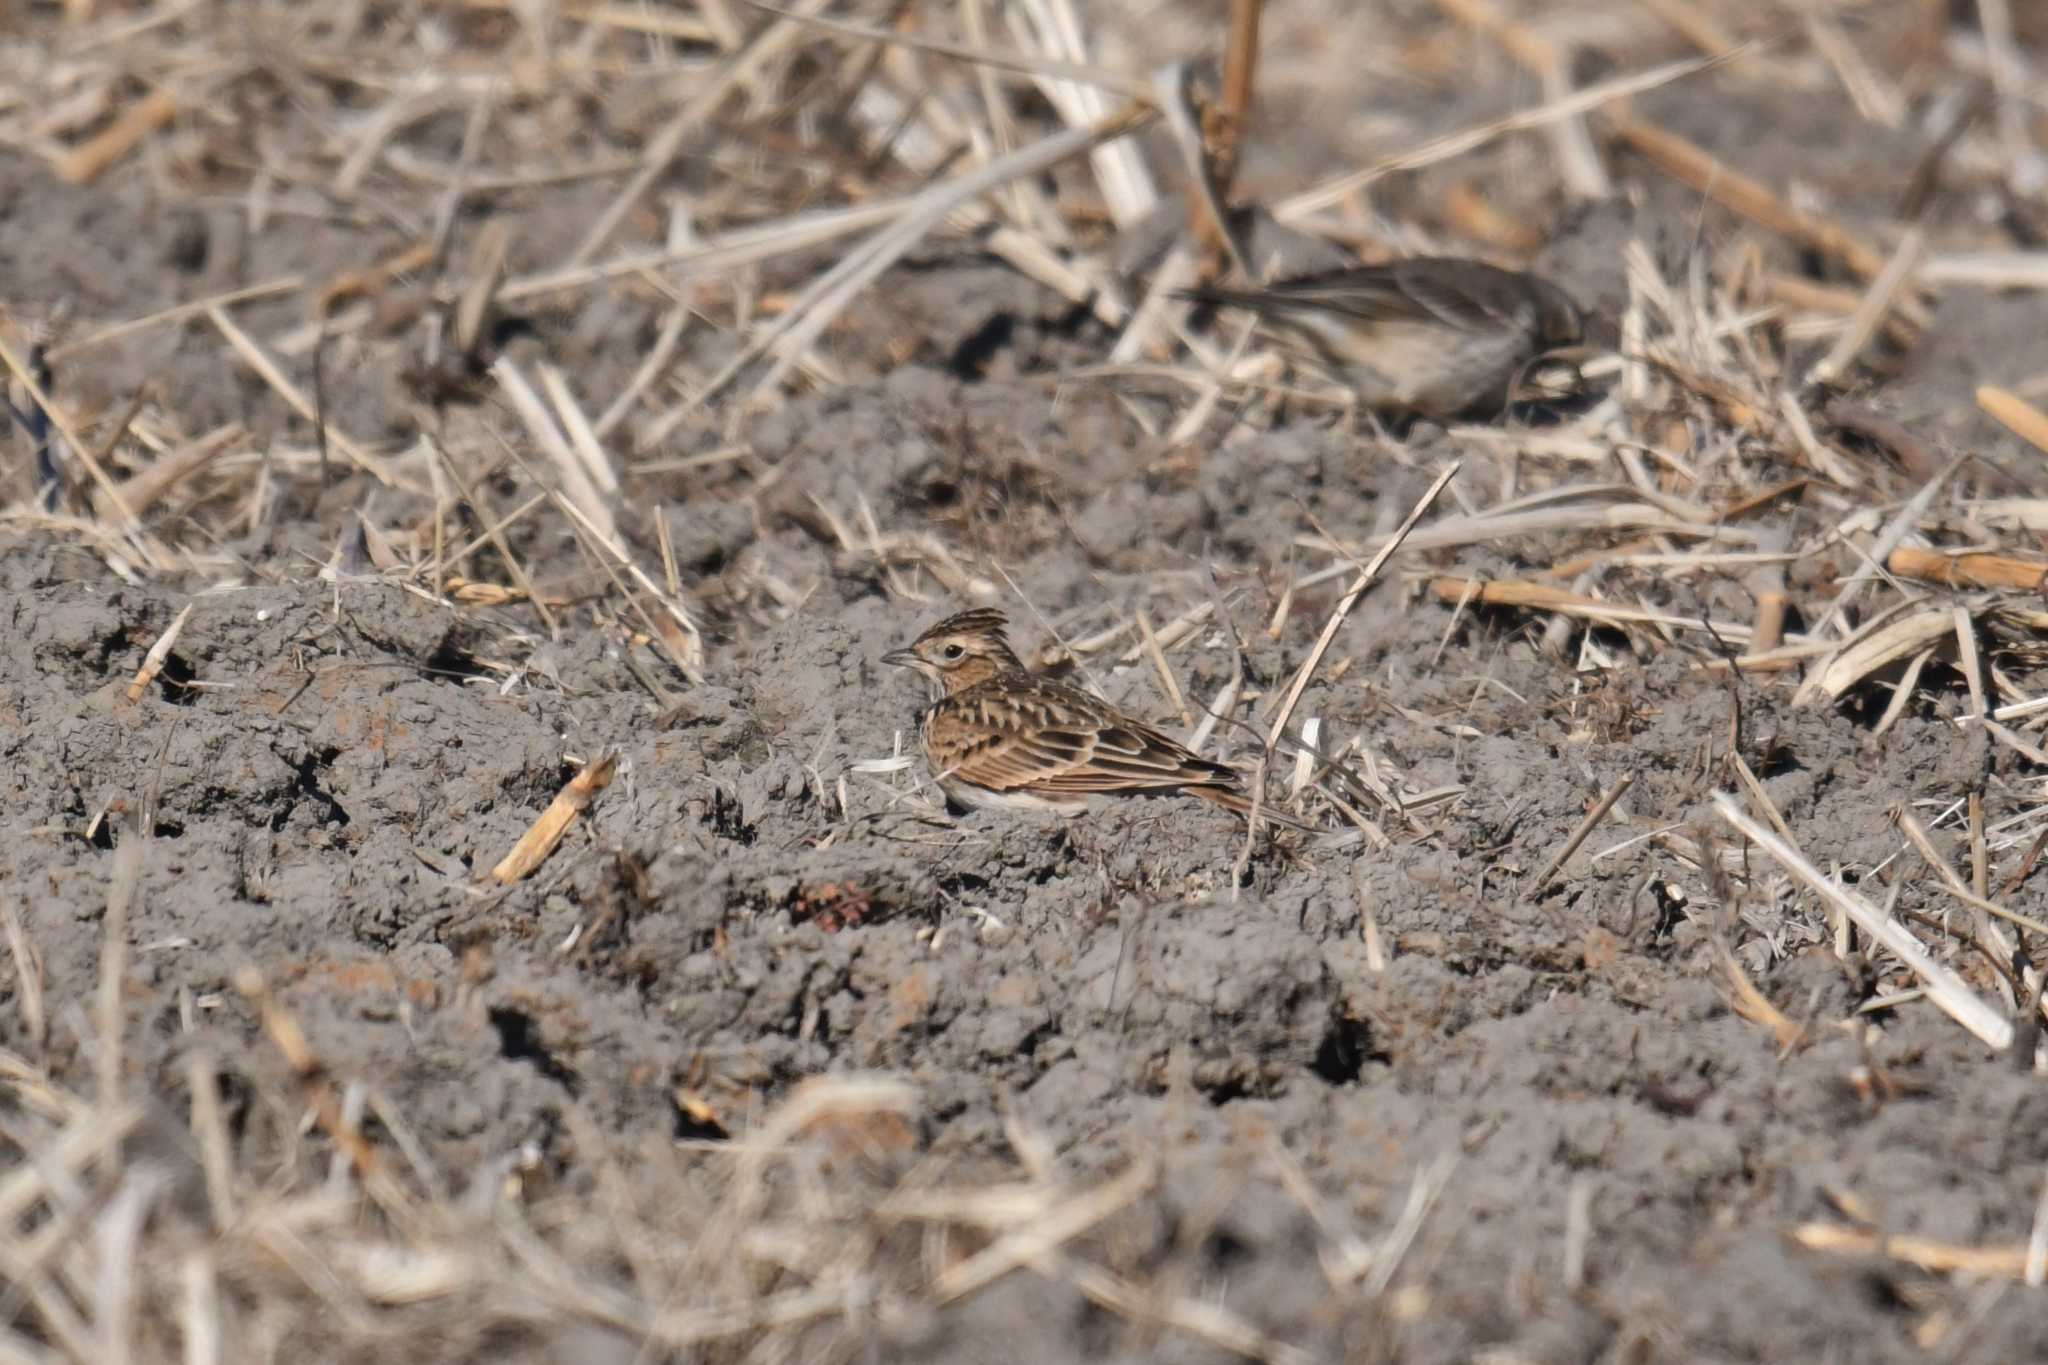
[549,493,705,678]
[106,424,243,520]
[564,0,837,267]
[725,100,1154,404]
[1268,464,1458,748]
[1871,646,1933,738]
[743,0,1150,95]
[1715,795,2012,1050]
[1606,113,1891,283]
[1716,940,1803,1050]
[1423,576,1756,643]
[0,330,139,531]
[538,364,619,496]
[930,1158,1155,1305]
[48,280,302,363]
[493,357,617,544]
[206,307,398,488]
[1278,53,1723,220]
[1806,226,1926,386]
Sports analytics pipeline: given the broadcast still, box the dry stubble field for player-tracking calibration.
[6,1,2048,1361]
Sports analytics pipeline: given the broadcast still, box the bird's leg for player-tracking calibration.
[1052,813,1097,865]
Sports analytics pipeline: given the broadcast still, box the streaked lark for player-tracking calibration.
[883,608,1308,829]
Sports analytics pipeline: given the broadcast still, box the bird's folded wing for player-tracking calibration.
[1390,263,1527,334]
[937,720,1223,795]
[1194,273,1413,325]
[1210,269,1447,329]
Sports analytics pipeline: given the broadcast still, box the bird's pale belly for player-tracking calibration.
[937,773,1087,817]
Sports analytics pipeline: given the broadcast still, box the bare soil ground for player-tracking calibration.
[6,1,2048,1361]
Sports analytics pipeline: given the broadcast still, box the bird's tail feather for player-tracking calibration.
[1190,785,1318,832]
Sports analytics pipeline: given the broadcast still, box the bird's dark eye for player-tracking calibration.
[942,643,964,660]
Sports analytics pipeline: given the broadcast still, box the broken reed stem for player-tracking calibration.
[126,603,194,703]
[1436,0,1613,198]
[435,443,559,634]
[1637,0,1740,56]
[1749,589,1788,656]
[1759,273,1918,349]
[1887,546,2046,592]
[51,87,176,185]
[1979,385,2048,457]
[1192,0,1262,272]
[732,98,1157,404]
[186,1049,236,1229]
[490,751,619,884]
[563,0,831,268]
[742,1,1153,96]
[493,357,618,546]
[2002,825,2048,900]
[1217,0,1262,177]
[315,239,436,318]
[111,424,244,521]
[1531,772,1635,895]
[1157,65,1247,285]
[1034,1247,1315,1365]
[1792,1223,2036,1280]
[1424,574,1753,643]
[1266,463,1459,750]
[46,280,302,362]
[548,488,705,679]
[1890,906,2024,1003]
[1971,789,1993,916]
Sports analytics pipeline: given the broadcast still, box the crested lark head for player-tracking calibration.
[882,608,1026,698]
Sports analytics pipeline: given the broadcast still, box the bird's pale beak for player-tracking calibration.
[881,649,917,669]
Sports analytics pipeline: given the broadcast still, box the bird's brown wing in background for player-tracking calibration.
[1184,258,1531,335]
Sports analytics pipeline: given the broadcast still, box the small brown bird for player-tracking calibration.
[883,608,1308,829]
[1180,256,1585,421]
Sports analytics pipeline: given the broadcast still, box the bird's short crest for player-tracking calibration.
[913,607,1012,647]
